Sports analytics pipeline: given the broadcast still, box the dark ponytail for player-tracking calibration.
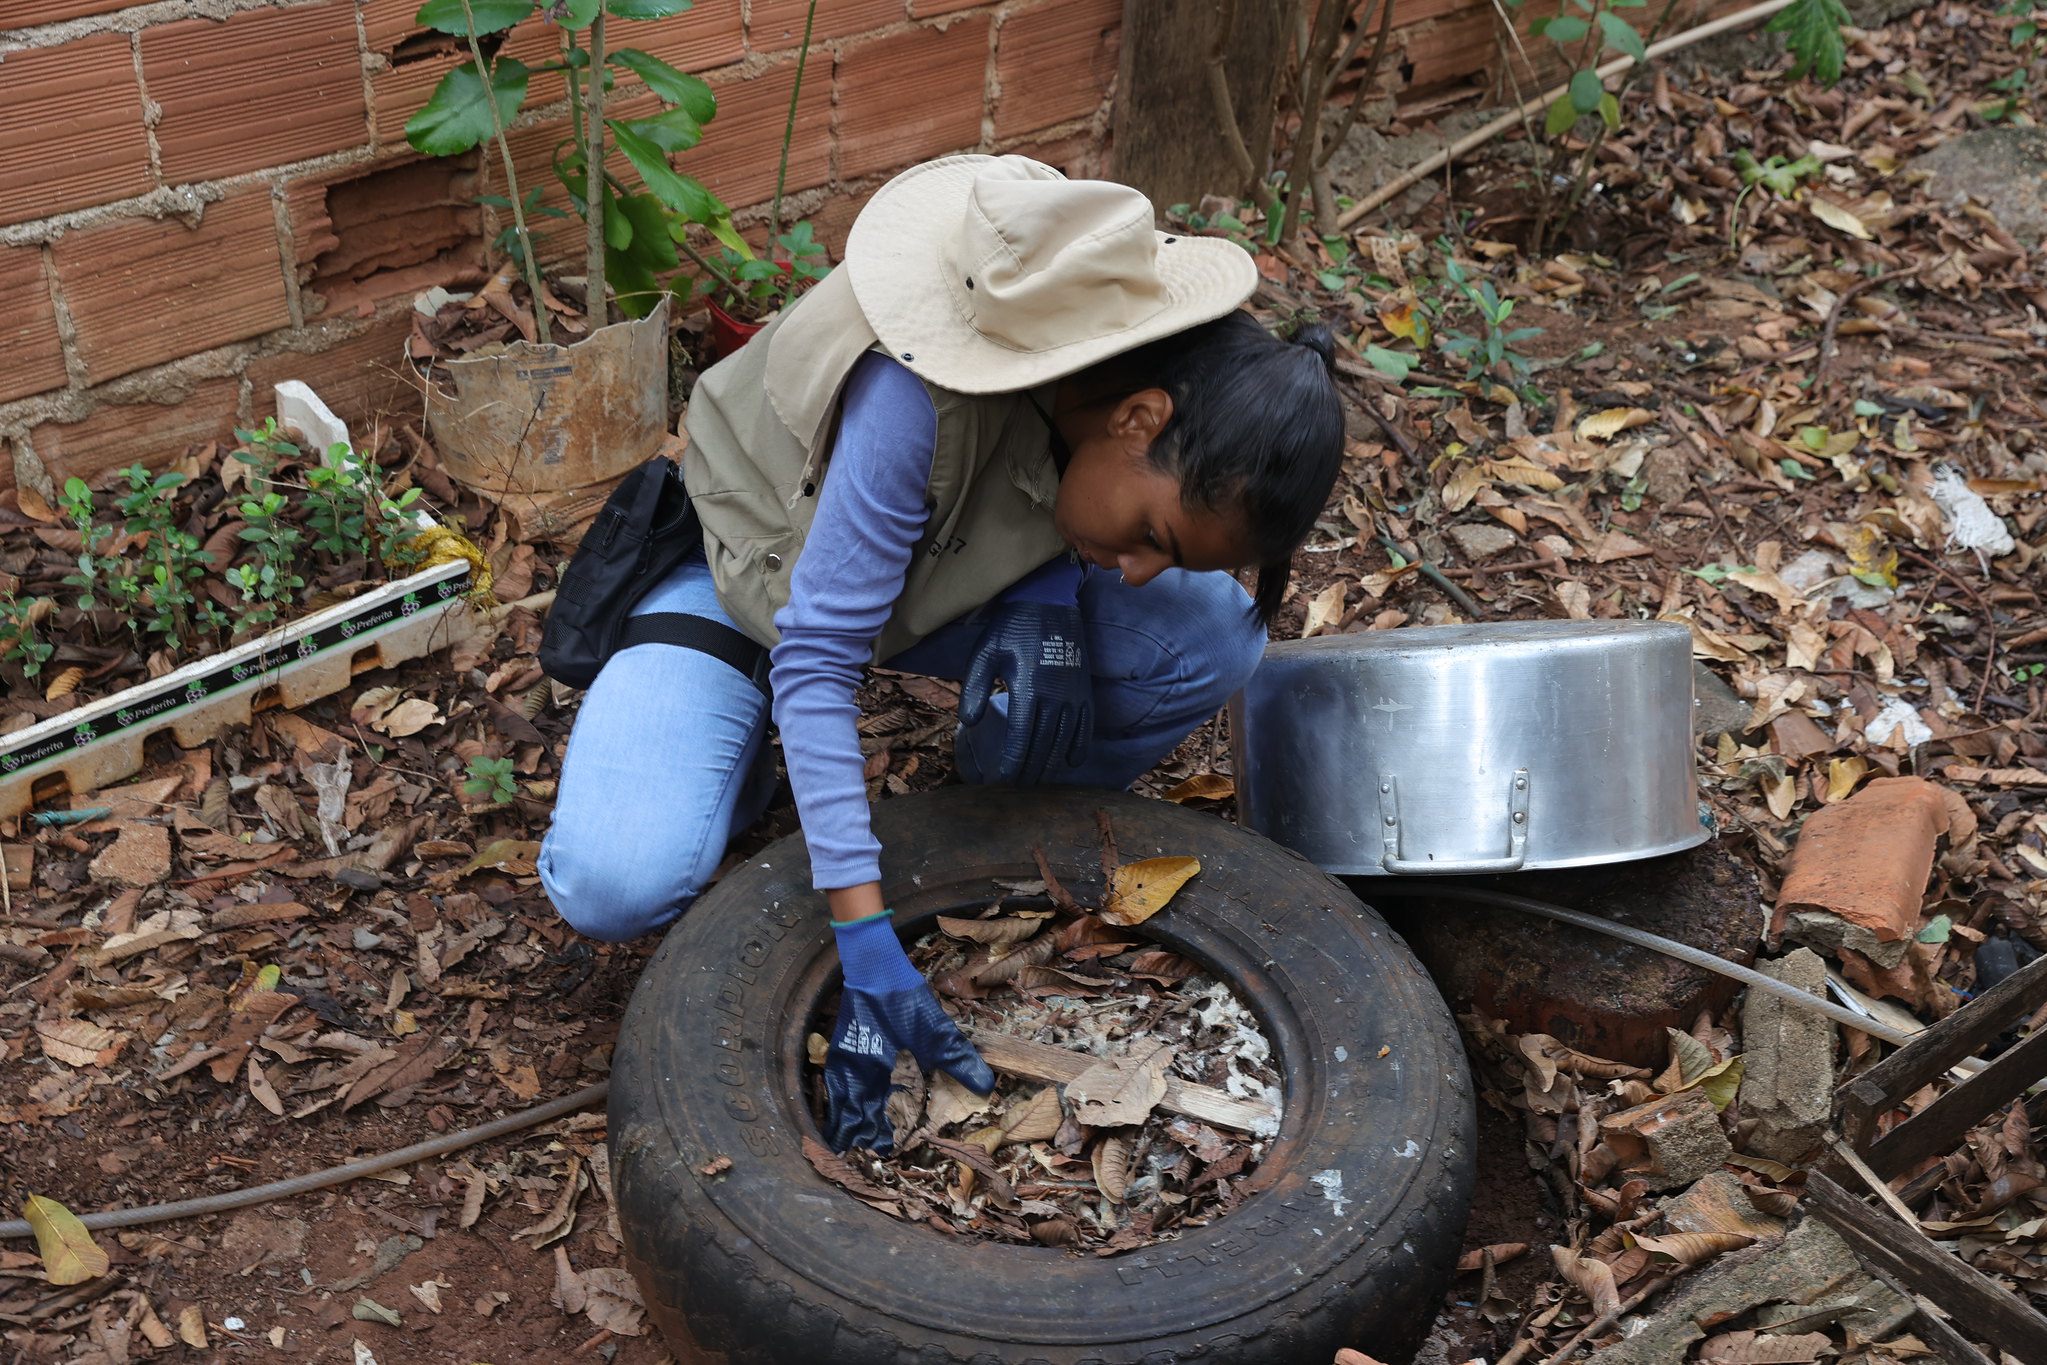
[1068,310,1345,623]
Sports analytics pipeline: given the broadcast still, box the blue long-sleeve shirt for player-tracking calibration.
[768,353,1079,889]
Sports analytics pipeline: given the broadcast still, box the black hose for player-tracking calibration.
[0,1082,608,1240]
[1363,881,1914,1046]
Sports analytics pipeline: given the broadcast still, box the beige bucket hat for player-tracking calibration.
[841,154,1259,395]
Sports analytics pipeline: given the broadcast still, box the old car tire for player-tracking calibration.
[610,787,1475,1365]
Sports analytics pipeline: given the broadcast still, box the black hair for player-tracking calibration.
[1069,310,1344,623]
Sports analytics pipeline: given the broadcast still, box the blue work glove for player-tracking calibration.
[958,599,1091,785]
[824,912,994,1153]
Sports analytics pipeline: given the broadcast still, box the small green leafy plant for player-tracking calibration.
[1984,1,2044,120]
[462,754,520,805]
[1504,0,1850,249]
[113,464,228,649]
[1765,0,1852,86]
[0,594,55,677]
[231,418,300,492]
[705,220,833,323]
[1166,198,1276,254]
[228,489,305,630]
[1434,251,1543,386]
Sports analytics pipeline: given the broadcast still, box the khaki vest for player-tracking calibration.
[682,270,1069,661]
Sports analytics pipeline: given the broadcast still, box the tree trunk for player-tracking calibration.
[1112,0,1289,210]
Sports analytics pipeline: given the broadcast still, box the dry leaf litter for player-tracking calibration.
[801,842,1283,1255]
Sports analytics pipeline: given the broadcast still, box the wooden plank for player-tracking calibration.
[1857,1258,1996,1365]
[1863,1023,2047,1183]
[965,1029,1278,1134]
[1805,1172,2047,1365]
[1906,1296,1999,1365]
[1838,950,2047,1147]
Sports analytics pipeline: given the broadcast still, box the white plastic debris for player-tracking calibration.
[1929,465,2015,558]
[1310,1169,1351,1217]
[1865,697,1933,749]
[413,285,472,317]
[273,381,351,460]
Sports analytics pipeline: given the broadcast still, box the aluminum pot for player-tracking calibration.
[1230,619,1702,876]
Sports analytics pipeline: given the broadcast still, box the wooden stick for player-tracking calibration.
[1826,1133,1921,1228]
[965,1030,1278,1134]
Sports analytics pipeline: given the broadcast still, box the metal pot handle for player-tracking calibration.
[1378,769,1531,875]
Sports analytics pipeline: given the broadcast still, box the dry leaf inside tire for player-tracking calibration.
[998,1087,1062,1144]
[22,1195,109,1285]
[1065,1042,1174,1127]
[1101,857,1200,927]
[1091,1132,1134,1202]
[935,914,1043,946]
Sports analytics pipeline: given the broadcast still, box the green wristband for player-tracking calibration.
[831,907,893,929]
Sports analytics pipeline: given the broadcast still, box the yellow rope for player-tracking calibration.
[402,525,494,602]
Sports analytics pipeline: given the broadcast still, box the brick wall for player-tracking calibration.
[0,0,1122,504]
[0,0,1755,503]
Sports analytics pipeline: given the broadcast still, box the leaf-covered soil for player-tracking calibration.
[4,2,2047,1361]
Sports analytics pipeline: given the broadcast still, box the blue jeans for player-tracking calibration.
[538,556,1265,941]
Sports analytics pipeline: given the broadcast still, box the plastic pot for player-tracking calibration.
[609,786,1477,1365]
[706,298,766,360]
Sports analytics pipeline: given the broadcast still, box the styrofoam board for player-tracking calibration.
[0,558,473,820]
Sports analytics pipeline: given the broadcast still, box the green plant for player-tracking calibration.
[0,594,55,677]
[58,476,129,617]
[406,0,744,331]
[303,458,369,561]
[113,464,227,649]
[1765,0,1851,85]
[1501,0,1851,250]
[1984,1,2044,120]
[690,1,828,322]
[1433,251,1543,385]
[2014,662,2047,684]
[231,417,302,493]
[229,489,305,631]
[1166,198,1274,255]
[704,220,833,321]
[462,753,519,805]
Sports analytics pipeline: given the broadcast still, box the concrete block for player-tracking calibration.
[1739,948,1836,1164]
[1587,1217,1868,1365]
[1601,1086,1734,1192]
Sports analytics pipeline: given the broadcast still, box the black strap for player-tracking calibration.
[619,613,769,693]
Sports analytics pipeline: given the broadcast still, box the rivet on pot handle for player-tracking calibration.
[1378,769,1531,875]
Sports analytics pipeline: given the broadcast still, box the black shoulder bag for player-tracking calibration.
[538,456,767,691]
